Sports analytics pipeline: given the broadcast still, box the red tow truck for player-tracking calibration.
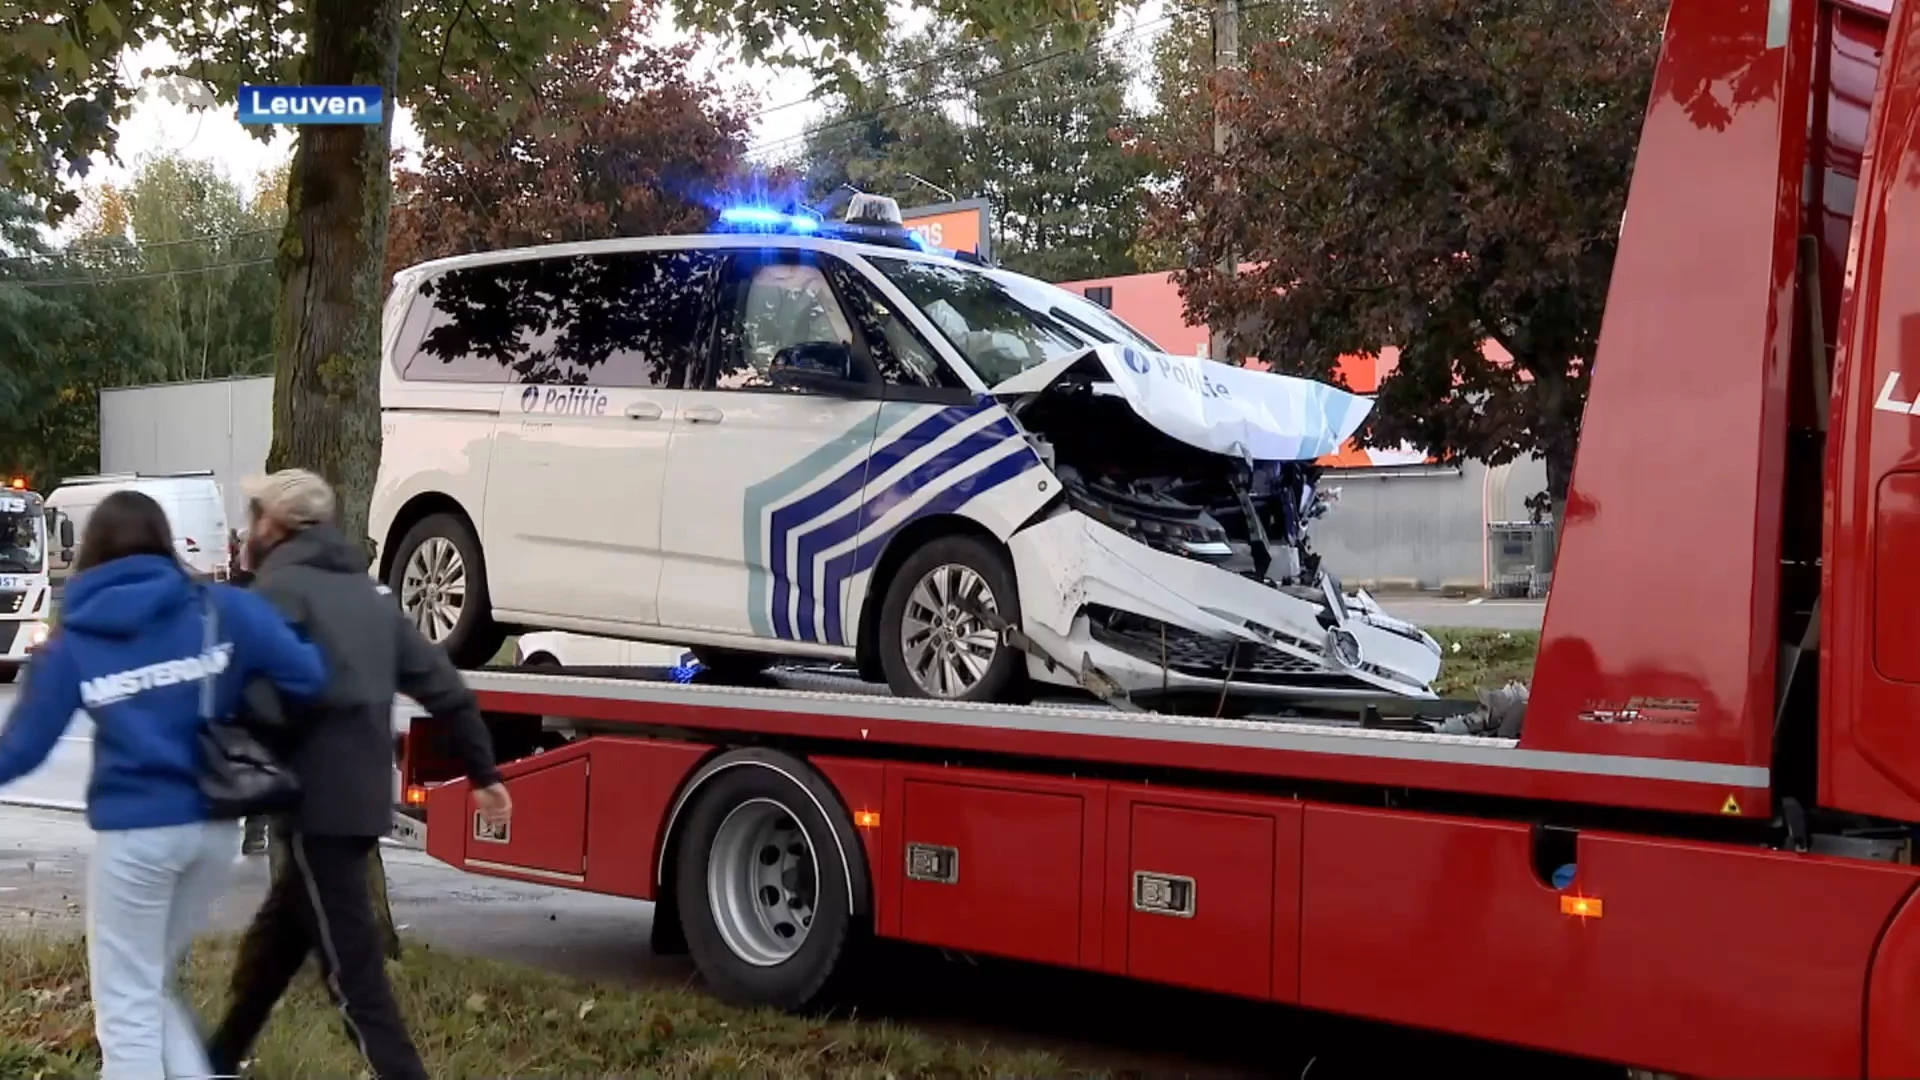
[394,0,1920,1074]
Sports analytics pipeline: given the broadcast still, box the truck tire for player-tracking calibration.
[877,533,1026,703]
[0,665,15,685]
[674,765,858,1010]
[387,513,504,669]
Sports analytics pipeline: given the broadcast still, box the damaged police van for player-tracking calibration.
[368,194,1442,709]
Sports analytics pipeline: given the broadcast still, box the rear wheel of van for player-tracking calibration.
[388,513,505,669]
[877,534,1026,703]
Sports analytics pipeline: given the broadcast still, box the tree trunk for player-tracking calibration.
[265,0,404,955]
[1534,363,1582,571]
[264,0,402,548]
[1544,439,1573,560]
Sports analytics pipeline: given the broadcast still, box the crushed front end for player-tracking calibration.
[997,346,1443,707]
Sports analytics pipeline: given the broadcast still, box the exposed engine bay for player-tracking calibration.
[1000,355,1447,711]
[1025,383,1330,588]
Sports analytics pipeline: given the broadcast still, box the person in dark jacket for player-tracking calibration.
[0,491,328,1080]
[205,469,511,1080]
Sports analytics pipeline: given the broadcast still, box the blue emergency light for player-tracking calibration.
[712,192,989,265]
[717,206,820,233]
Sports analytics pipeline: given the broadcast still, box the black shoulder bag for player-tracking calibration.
[196,590,303,820]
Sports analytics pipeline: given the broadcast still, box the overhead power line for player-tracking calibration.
[0,224,280,266]
[2,256,276,289]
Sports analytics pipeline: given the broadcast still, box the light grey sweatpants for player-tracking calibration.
[87,820,241,1080]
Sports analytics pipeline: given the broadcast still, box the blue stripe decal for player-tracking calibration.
[793,416,1018,643]
[742,413,880,637]
[765,402,982,639]
[819,446,1042,647]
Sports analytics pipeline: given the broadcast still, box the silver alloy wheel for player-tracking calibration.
[899,563,1000,698]
[706,798,818,966]
[400,536,467,643]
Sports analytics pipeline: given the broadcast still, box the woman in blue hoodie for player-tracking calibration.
[0,491,327,1080]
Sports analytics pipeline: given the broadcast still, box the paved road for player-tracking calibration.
[1381,597,1544,631]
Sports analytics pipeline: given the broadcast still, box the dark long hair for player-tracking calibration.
[71,491,177,575]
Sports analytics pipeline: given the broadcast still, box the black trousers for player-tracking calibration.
[206,833,427,1080]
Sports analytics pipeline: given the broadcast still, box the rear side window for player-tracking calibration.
[401,249,722,388]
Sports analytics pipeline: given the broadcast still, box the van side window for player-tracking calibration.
[405,266,517,383]
[826,261,966,391]
[407,250,721,388]
[710,254,860,393]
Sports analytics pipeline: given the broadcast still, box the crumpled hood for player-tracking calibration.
[258,523,368,576]
[62,554,196,639]
[991,344,1374,462]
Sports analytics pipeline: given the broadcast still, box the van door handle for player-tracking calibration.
[624,402,663,421]
[685,405,725,424]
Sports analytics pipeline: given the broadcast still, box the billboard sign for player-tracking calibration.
[900,199,993,261]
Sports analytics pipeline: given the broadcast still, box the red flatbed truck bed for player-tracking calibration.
[395,0,1920,1075]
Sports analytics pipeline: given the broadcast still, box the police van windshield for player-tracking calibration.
[0,493,45,573]
[865,256,1163,386]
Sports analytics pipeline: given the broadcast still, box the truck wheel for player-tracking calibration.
[675,767,857,1010]
[0,665,14,685]
[877,534,1026,702]
[387,513,504,669]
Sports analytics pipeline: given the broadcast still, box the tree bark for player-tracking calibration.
[265,0,404,955]
[264,0,402,546]
[1532,363,1582,568]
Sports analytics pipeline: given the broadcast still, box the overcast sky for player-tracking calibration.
[73,6,1169,231]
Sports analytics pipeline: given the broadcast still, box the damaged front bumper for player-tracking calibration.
[1008,512,1442,703]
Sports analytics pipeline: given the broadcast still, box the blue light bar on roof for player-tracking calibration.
[716,205,819,233]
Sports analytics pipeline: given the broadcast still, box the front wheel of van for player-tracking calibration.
[388,513,504,669]
[877,534,1026,704]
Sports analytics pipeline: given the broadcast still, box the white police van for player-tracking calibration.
[368,194,1442,706]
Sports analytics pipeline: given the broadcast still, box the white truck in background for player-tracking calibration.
[0,478,73,683]
[97,376,272,534]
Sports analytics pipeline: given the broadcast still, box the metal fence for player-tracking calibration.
[1486,520,1557,598]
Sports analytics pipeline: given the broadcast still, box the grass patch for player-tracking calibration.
[1,934,1084,1079]
[1429,627,1539,699]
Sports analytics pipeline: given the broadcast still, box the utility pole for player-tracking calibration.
[1209,0,1241,364]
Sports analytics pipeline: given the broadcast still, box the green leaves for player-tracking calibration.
[386,8,752,279]
[792,18,1148,281]
[1152,0,1662,501]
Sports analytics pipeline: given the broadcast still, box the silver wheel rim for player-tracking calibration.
[900,563,1000,698]
[706,798,818,966]
[400,536,467,643]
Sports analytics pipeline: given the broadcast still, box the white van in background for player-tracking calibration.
[47,472,230,581]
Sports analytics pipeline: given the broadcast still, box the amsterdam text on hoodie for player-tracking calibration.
[0,553,328,830]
